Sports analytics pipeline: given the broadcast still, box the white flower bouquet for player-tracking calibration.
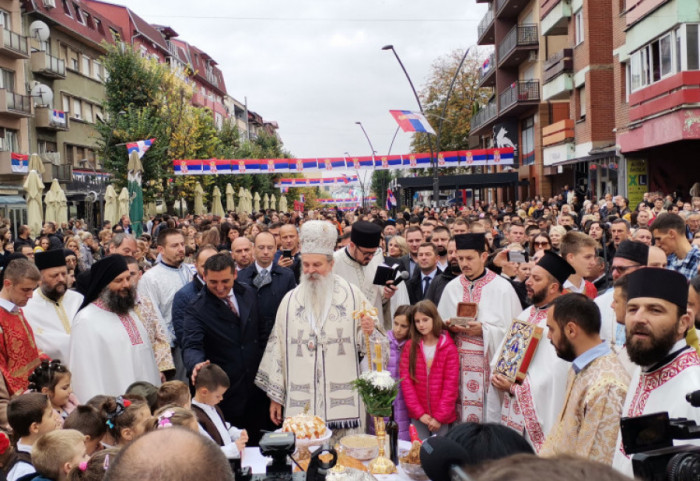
[351,370,400,417]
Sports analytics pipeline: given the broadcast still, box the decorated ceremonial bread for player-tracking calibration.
[282,411,328,440]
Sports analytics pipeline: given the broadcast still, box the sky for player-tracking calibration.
[109,0,488,159]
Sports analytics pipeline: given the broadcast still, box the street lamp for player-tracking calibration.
[382,45,439,207]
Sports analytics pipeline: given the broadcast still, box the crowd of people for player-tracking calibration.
[0,189,697,480]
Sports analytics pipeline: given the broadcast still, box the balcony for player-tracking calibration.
[35,106,69,131]
[541,0,572,35]
[0,90,31,118]
[471,98,498,134]
[30,51,66,79]
[496,0,529,19]
[51,164,72,183]
[477,9,495,45]
[478,53,497,88]
[0,27,28,59]
[542,49,574,100]
[498,25,539,68]
[66,169,111,193]
[499,80,540,115]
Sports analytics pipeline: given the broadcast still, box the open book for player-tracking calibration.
[493,319,544,383]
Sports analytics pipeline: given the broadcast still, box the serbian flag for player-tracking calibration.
[386,188,397,210]
[126,138,155,159]
[389,110,436,134]
[11,153,28,173]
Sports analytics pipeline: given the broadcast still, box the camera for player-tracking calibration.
[233,432,337,481]
[620,403,700,481]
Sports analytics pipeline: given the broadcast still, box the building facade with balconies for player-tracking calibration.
[613,0,700,199]
[471,0,568,200]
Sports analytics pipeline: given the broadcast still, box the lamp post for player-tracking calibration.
[354,121,377,211]
[382,45,438,208]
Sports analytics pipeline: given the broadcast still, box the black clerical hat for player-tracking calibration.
[350,221,382,248]
[614,240,648,265]
[626,268,688,311]
[78,255,129,311]
[455,233,486,252]
[34,249,66,271]
[537,251,575,286]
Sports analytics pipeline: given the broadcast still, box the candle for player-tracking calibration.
[374,343,382,372]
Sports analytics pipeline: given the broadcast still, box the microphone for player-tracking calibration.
[420,436,473,481]
[391,270,410,287]
[686,389,700,407]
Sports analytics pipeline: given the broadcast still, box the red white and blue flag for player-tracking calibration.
[389,110,436,135]
[386,188,397,210]
[11,153,28,173]
[126,138,155,159]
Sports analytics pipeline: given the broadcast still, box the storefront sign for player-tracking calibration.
[627,158,648,208]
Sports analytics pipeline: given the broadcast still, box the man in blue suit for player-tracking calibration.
[237,231,296,343]
[182,253,269,445]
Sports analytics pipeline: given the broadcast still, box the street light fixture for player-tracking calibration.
[382,45,439,207]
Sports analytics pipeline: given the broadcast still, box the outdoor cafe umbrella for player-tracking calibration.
[278,194,288,213]
[270,194,276,211]
[194,182,205,216]
[44,181,58,224]
[253,192,261,213]
[24,169,44,238]
[56,184,68,228]
[225,183,235,213]
[263,193,269,211]
[118,187,130,220]
[211,186,225,217]
[29,153,45,175]
[237,187,246,216]
[103,185,119,226]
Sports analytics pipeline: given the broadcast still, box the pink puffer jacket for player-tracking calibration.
[399,332,459,425]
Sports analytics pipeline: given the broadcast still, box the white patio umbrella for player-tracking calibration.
[278,195,288,213]
[263,193,269,211]
[225,183,235,213]
[103,185,119,226]
[24,170,44,238]
[194,182,205,215]
[270,194,277,211]
[56,185,68,227]
[44,181,58,224]
[253,192,261,213]
[211,186,225,217]
[237,187,246,216]
[118,187,130,220]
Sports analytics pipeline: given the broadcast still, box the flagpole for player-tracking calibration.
[354,122,377,212]
[382,45,438,209]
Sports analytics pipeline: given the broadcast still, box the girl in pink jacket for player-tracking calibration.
[400,300,459,440]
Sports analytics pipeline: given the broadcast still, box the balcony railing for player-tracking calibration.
[0,89,31,116]
[543,48,573,83]
[471,99,498,131]
[500,80,540,111]
[1,27,28,58]
[498,24,539,61]
[478,52,497,86]
[31,51,66,78]
[478,9,495,39]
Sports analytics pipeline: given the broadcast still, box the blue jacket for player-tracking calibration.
[182,281,266,419]
[172,276,205,347]
[272,250,301,284]
[236,263,296,343]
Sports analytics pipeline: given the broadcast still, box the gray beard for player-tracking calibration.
[300,272,335,321]
[98,285,136,315]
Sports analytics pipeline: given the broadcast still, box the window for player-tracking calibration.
[521,116,535,166]
[0,130,18,152]
[628,27,696,91]
[109,27,120,42]
[659,34,672,77]
[71,57,78,71]
[38,141,57,154]
[0,9,11,29]
[578,86,586,118]
[72,98,81,119]
[83,103,93,123]
[575,10,584,45]
[93,60,102,81]
[84,13,94,30]
[689,24,699,70]
[81,55,90,76]
[73,4,85,24]
[61,0,71,17]
[0,68,14,92]
[64,145,74,165]
[62,93,70,113]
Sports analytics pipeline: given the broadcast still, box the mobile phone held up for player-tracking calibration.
[507,250,529,263]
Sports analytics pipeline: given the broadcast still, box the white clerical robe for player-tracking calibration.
[333,247,390,330]
[24,289,83,362]
[437,270,521,423]
[68,303,161,402]
[488,305,572,452]
[595,289,621,347]
[255,275,377,431]
[612,340,700,477]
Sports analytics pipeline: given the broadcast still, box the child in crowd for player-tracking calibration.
[156,381,191,410]
[28,360,78,421]
[388,305,411,441]
[150,405,199,432]
[125,382,158,413]
[63,406,107,455]
[191,364,248,459]
[0,431,15,473]
[29,429,88,481]
[99,396,151,448]
[84,397,115,448]
[400,300,459,440]
[66,448,119,481]
[6,393,60,481]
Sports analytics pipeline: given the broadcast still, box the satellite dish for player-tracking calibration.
[29,21,50,43]
[30,83,53,106]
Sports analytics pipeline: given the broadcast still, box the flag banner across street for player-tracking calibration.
[171,148,514,176]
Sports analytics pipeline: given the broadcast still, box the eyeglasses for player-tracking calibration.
[533,241,550,247]
[611,265,637,274]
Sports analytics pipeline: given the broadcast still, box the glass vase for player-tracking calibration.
[369,416,397,474]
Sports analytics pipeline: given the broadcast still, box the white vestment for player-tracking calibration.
[68,303,161,402]
[487,305,570,452]
[333,247,389,330]
[138,262,193,344]
[437,270,522,423]
[612,341,700,477]
[255,275,377,431]
[595,289,622,347]
[24,289,83,362]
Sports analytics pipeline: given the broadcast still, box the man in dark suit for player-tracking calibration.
[237,231,296,343]
[273,224,301,283]
[182,253,269,445]
[171,244,218,347]
[426,238,460,306]
[398,226,424,277]
[406,242,442,305]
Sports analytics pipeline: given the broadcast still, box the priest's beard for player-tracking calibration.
[627,321,679,366]
[99,285,137,316]
[301,271,335,321]
[553,334,576,362]
[526,285,547,306]
[41,282,66,302]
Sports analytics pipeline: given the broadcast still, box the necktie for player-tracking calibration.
[253,269,272,288]
[223,296,239,316]
[423,276,431,296]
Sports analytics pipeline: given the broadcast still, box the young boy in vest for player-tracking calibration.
[6,393,59,481]
[191,364,247,458]
[29,429,88,481]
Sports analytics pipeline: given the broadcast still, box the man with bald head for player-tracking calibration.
[273,224,301,283]
[104,428,234,481]
[648,245,668,268]
[231,237,253,271]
